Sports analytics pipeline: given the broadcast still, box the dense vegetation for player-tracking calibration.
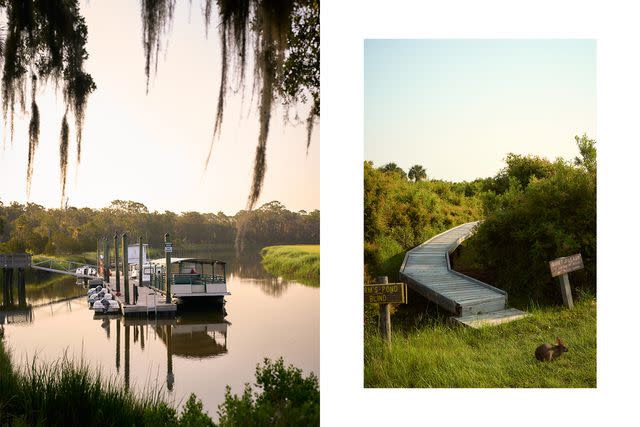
[364,294,596,387]
[364,161,483,281]
[0,200,319,255]
[364,134,596,307]
[0,337,319,426]
[261,245,320,286]
[217,358,319,426]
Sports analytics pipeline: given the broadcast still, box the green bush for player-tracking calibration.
[364,161,483,281]
[467,146,596,306]
[217,358,319,426]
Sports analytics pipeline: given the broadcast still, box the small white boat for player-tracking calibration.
[87,285,103,296]
[76,266,97,284]
[88,292,112,304]
[91,299,120,313]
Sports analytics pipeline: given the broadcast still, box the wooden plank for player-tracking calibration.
[452,308,528,328]
[549,253,583,277]
[364,283,407,304]
[400,272,459,315]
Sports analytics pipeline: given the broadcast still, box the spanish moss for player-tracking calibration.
[0,0,95,196]
[59,111,69,207]
[26,76,39,197]
[140,0,175,93]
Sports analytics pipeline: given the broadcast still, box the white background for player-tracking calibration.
[321,0,640,425]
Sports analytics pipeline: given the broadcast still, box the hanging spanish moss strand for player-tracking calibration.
[59,111,69,207]
[140,0,175,93]
[26,75,39,197]
[204,0,250,169]
[1,1,95,197]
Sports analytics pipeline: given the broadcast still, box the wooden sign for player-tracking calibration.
[549,254,583,277]
[364,283,407,304]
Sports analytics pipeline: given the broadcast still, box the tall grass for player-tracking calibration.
[364,297,596,388]
[0,341,182,425]
[260,245,320,287]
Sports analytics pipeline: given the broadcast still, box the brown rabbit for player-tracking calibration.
[535,337,568,361]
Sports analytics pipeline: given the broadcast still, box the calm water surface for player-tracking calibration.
[1,248,319,418]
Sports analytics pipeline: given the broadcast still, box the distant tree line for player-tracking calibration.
[365,134,596,306]
[0,200,319,255]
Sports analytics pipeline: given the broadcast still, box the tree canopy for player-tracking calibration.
[0,199,319,254]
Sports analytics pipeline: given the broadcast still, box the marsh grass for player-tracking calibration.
[260,245,320,287]
[0,342,180,426]
[364,297,596,388]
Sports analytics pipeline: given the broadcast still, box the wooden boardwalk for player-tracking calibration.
[105,276,177,317]
[399,221,526,327]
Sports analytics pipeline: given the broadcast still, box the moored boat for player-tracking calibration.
[150,258,229,303]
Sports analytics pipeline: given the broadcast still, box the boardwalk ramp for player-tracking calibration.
[399,221,526,327]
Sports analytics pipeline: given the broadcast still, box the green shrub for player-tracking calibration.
[468,155,596,306]
[217,358,319,426]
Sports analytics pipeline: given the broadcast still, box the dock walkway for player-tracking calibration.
[399,221,526,327]
[105,276,177,317]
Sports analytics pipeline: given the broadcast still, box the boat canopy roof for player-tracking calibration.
[150,257,226,266]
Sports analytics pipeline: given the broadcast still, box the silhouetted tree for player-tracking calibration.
[378,163,407,180]
[408,164,427,182]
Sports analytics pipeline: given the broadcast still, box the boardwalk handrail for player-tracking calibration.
[31,257,98,279]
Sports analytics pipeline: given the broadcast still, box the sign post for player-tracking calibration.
[549,253,584,309]
[364,276,407,345]
[164,233,172,304]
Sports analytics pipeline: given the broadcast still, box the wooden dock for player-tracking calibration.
[104,276,177,317]
[399,221,526,327]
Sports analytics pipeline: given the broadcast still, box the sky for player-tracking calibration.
[0,0,319,215]
[364,39,596,181]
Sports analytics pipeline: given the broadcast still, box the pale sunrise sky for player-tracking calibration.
[0,0,319,214]
[364,39,596,180]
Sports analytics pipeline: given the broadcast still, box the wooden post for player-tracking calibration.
[122,233,129,305]
[164,233,172,304]
[114,233,120,293]
[376,276,391,344]
[96,238,101,273]
[138,236,143,288]
[558,273,574,309]
[104,238,110,282]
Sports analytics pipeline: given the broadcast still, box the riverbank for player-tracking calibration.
[261,245,320,287]
[364,296,596,388]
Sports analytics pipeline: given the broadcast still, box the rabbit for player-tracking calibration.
[535,337,568,361]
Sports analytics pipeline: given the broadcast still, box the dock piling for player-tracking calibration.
[114,233,120,294]
[123,233,129,305]
[164,233,172,304]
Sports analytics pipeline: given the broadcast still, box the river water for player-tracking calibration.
[0,248,319,419]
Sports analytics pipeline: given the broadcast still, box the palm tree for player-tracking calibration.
[408,165,427,182]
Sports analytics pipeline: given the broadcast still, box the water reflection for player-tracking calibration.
[3,248,318,418]
[95,309,229,392]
